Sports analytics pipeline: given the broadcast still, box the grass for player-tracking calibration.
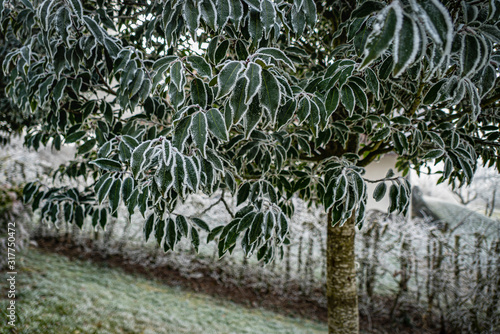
[1,248,327,334]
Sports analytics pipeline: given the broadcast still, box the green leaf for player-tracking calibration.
[191,227,200,253]
[78,139,96,155]
[340,85,355,116]
[129,69,144,97]
[303,0,317,28]
[90,158,122,172]
[291,5,306,36]
[248,10,263,42]
[393,15,419,77]
[297,97,311,123]
[109,178,121,213]
[257,48,296,72]
[183,0,200,38]
[206,108,228,141]
[191,112,208,157]
[245,62,262,104]
[388,184,399,213]
[360,6,400,69]
[187,56,212,79]
[215,40,230,64]
[176,215,189,237]
[191,78,207,108]
[56,7,71,45]
[154,160,173,193]
[260,0,276,38]
[249,212,264,244]
[415,0,452,53]
[53,78,66,105]
[192,217,210,232]
[278,212,288,242]
[348,82,367,112]
[185,156,200,190]
[75,205,84,228]
[351,1,385,18]
[365,68,380,100]
[423,79,446,105]
[170,61,185,91]
[237,182,251,206]
[83,16,105,42]
[259,69,280,124]
[66,131,86,143]
[173,154,186,194]
[229,0,243,25]
[334,174,347,202]
[131,141,151,177]
[69,0,83,20]
[224,171,236,194]
[122,135,139,149]
[461,34,480,77]
[173,116,192,151]
[217,61,244,98]
[206,149,224,171]
[200,0,217,30]
[244,98,262,139]
[423,149,444,159]
[166,218,177,250]
[155,218,165,245]
[121,177,134,202]
[325,87,340,118]
[373,182,387,202]
[229,77,249,124]
[276,99,296,130]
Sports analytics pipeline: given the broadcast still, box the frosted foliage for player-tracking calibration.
[3,141,499,331]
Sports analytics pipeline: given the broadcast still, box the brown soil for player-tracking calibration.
[33,236,442,334]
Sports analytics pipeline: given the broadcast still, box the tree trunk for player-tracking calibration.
[326,210,359,334]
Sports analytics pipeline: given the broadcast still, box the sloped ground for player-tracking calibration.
[423,196,498,235]
[0,248,327,334]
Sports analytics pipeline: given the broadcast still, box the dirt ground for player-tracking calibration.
[33,236,443,334]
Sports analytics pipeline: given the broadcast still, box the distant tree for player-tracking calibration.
[3,0,500,332]
[452,165,500,217]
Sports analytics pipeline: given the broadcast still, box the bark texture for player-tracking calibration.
[326,212,359,334]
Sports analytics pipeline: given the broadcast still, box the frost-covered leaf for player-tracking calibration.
[244,99,262,139]
[351,1,385,18]
[255,48,295,71]
[393,15,419,77]
[199,0,217,30]
[217,61,244,98]
[191,112,208,157]
[173,116,192,151]
[91,158,122,172]
[131,141,152,177]
[461,34,480,78]
[360,5,401,69]
[191,78,207,108]
[187,56,212,78]
[207,108,228,141]
[276,99,296,130]
[185,156,200,190]
[340,85,355,115]
[260,0,275,38]
[229,77,249,124]
[183,0,200,38]
[245,62,262,104]
[373,182,386,201]
[259,69,280,124]
[413,0,452,55]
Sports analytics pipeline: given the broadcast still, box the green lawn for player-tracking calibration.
[1,248,327,334]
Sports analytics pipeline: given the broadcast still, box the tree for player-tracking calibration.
[3,0,500,332]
